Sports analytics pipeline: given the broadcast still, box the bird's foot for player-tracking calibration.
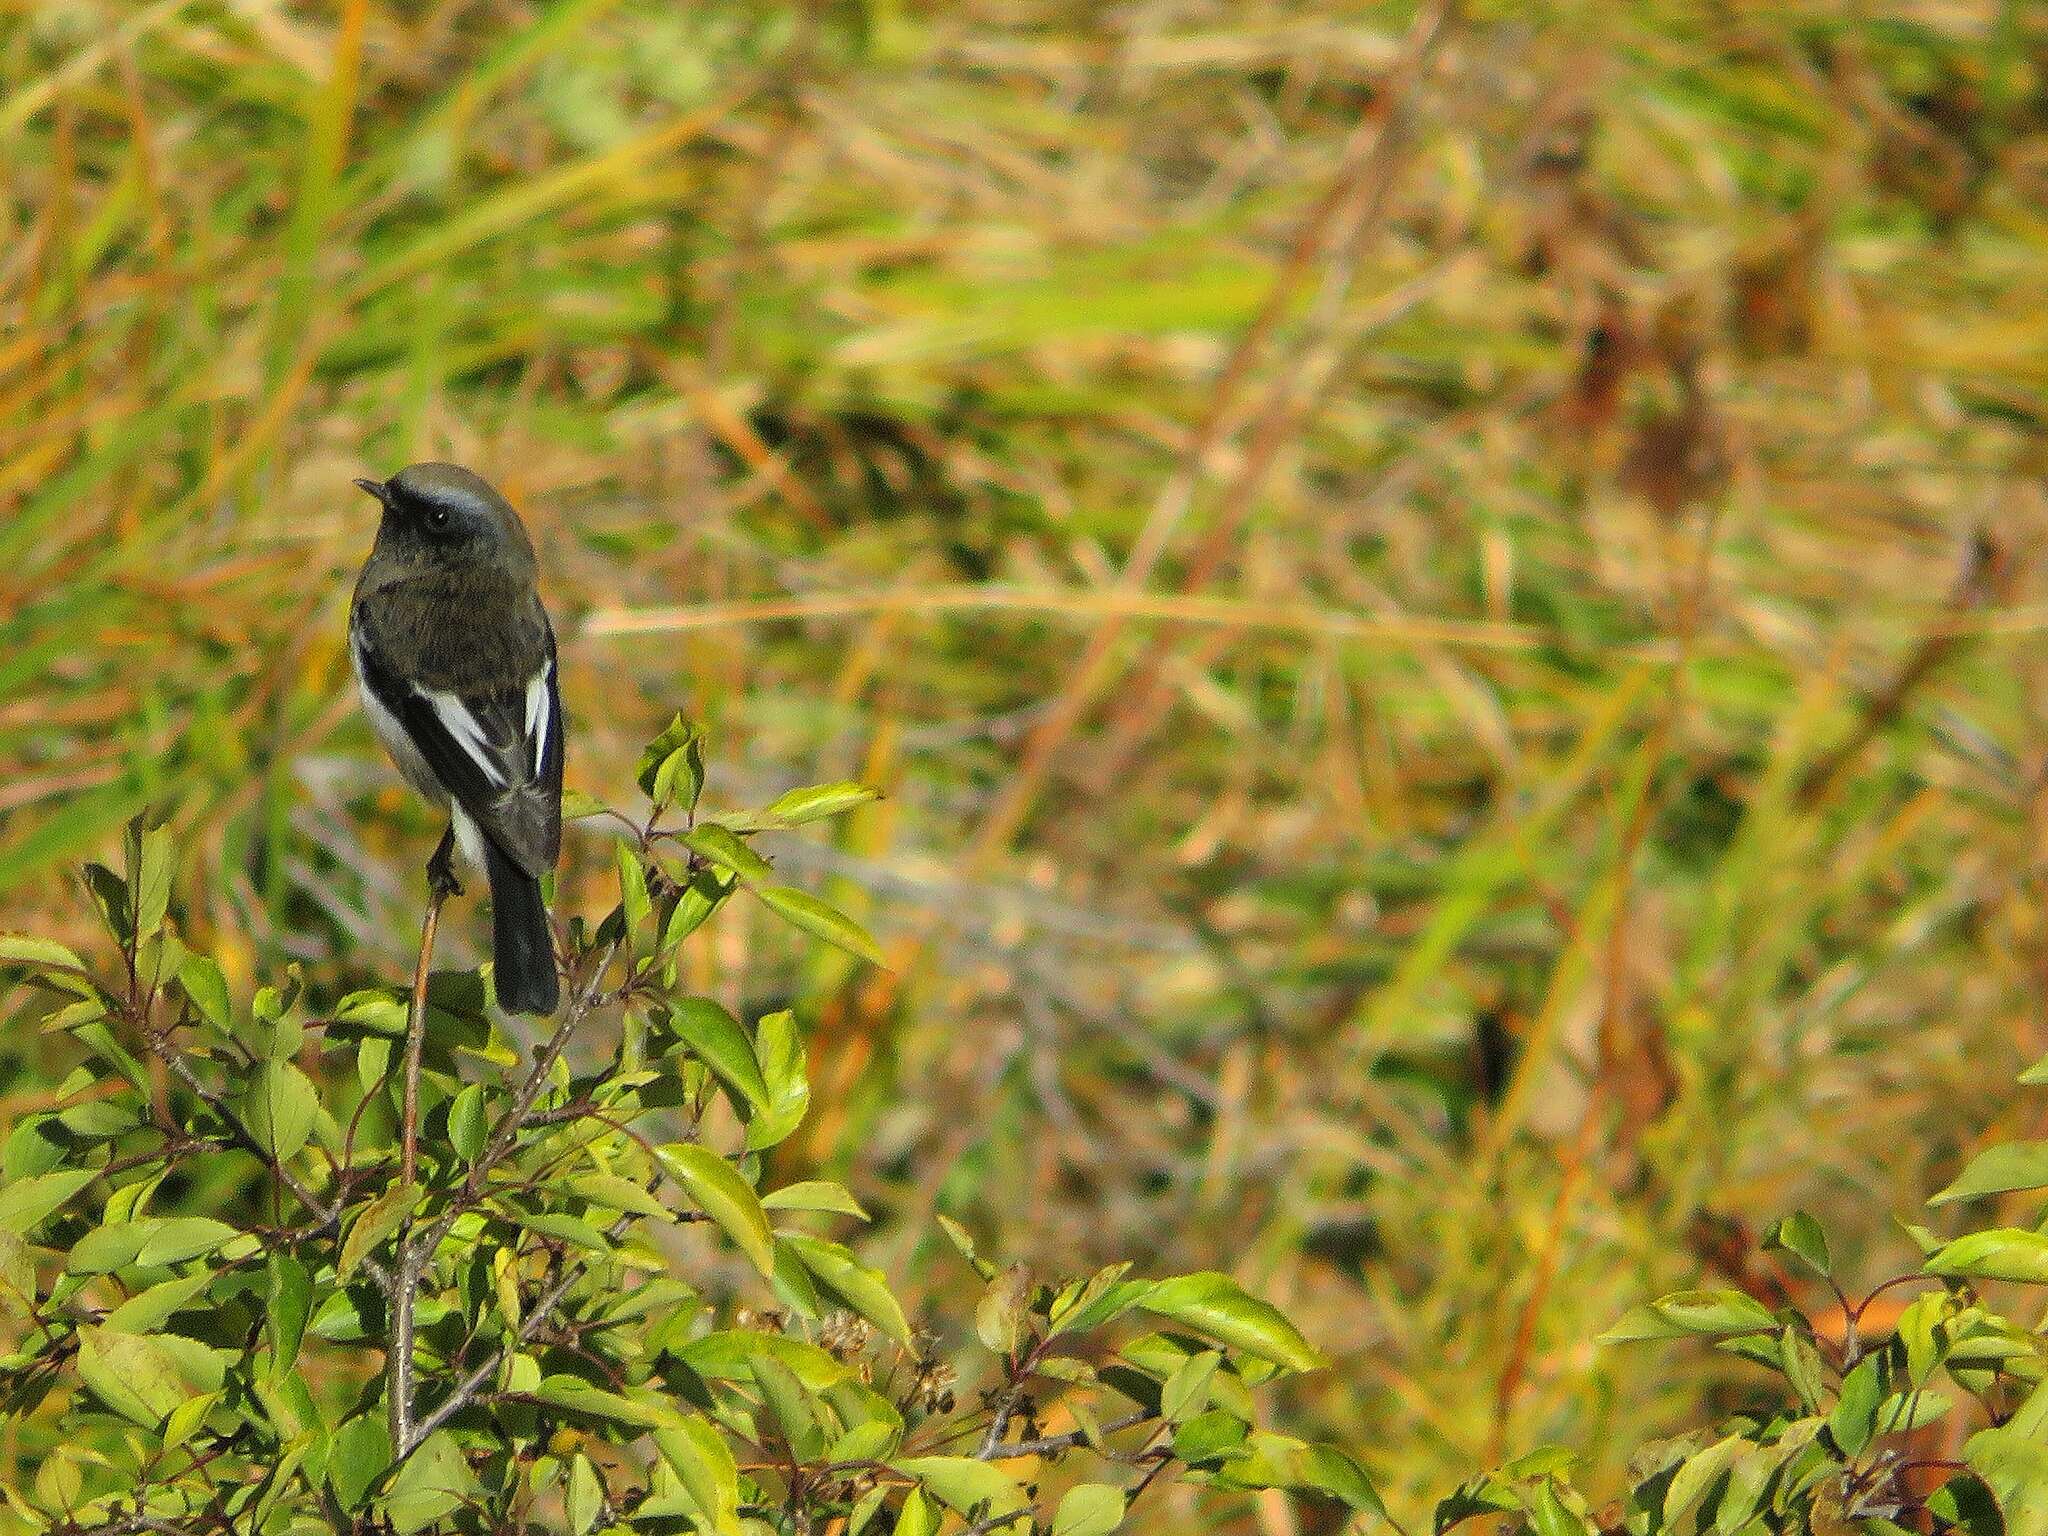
[427,827,464,900]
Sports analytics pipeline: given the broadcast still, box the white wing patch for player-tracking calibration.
[524,662,552,777]
[427,689,508,788]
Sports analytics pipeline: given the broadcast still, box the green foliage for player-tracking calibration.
[0,732,1359,1534]
[1453,1093,2048,1536]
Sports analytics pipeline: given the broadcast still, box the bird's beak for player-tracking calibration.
[353,476,392,507]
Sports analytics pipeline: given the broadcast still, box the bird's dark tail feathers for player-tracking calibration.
[482,840,559,1015]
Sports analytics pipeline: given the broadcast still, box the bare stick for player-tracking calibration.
[390,829,459,1455]
[399,895,441,1188]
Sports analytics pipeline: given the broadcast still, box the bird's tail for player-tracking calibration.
[482,840,559,1015]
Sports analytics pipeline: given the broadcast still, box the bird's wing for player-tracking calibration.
[353,617,563,879]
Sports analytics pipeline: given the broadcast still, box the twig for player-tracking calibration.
[387,870,453,1455]
[402,1215,630,1455]
[400,885,448,1187]
[153,1045,390,1292]
[957,1511,1032,1536]
[389,961,611,1458]
[977,1410,1151,1462]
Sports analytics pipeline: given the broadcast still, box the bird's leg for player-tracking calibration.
[426,823,463,898]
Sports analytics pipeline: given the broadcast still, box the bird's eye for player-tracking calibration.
[427,507,449,528]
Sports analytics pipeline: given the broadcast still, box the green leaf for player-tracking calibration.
[668,998,770,1114]
[755,1349,825,1458]
[638,715,705,811]
[937,1214,997,1281]
[1877,1390,1952,1434]
[617,840,652,944]
[560,787,609,821]
[1831,1357,1883,1458]
[447,1083,489,1163]
[129,819,172,941]
[530,1374,679,1430]
[1931,1142,2048,1206]
[1298,1444,1388,1519]
[177,952,232,1030]
[746,1009,810,1152]
[1523,1477,1592,1536]
[75,1324,189,1427]
[1140,1272,1322,1371]
[1927,1228,2048,1285]
[976,1263,1032,1356]
[1051,1264,1148,1333]
[566,1453,603,1536]
[652,1414,743,1536]
[240,1060,318,1161]
[163,1389,220,1453]
[383,1430,481,1535]
[783,1233,914,1347]
[1599,1289,1778,1342]
[661,870,725,951]
[513,1210,613,1250]
[660,1143,774,1277]
[1761,1211,1831,1277]
[761,1180,868,1219]
[763,781,879,826]
[894,1488,937,1536]
[1217,1433,1386,1517]
[0,934,89,974]
[0,1229,37,1319]
[671,1329,849,1391]
[340,1182,416,1278]
[1966,1383,2048,1536]
[69,1220,154,1274]
[1665,1435,1748,1527]
[1897,1291,1950,1389]
[890,1457,1028,1520]
[1052,1483,1126,1536]
[267,1253,312,1378]
[755,884,885,966]
[1161,1348,1222,1423]
[329,1412,393,1510]
[104,1270,214,1334]
[681,823,774,882]
[1780,1324,1826,1412]
[0,1168,96,1235]
[137,1217,240,1267]
[568,1172,673,1222]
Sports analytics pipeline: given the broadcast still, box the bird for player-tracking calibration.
[349,463,564,1015]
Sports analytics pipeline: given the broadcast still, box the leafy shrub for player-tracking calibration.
[0,722,1373,1534]
[1442,1168,2048,1536]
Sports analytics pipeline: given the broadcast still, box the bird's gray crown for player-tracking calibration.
[355,462,533,564]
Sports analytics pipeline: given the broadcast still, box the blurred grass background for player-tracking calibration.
[5,0,2048,1524]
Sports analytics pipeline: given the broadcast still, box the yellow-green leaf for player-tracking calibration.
[763,782,878,826]
[783,1233,912,1348]
[1140,1272,1322,1372]
[76,1325,189,1427]
[659,1143,774,1278]
[340,1182,416,1278]
[755,885,885,967]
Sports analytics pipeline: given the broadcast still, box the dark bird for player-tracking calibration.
[349,463,564,1014]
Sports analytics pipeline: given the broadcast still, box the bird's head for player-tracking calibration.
[355,462,535,570]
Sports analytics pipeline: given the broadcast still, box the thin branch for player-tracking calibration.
[389,961,613,1460]
[402,1215,630,1455]
[978,1410,1151,1462]
[400,885,449,1187]
[403,956,611,1271]
[153,1044,390,1292]
[387,876,451,1455]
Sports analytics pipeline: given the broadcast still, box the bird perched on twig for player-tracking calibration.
[349,463,564,1014]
